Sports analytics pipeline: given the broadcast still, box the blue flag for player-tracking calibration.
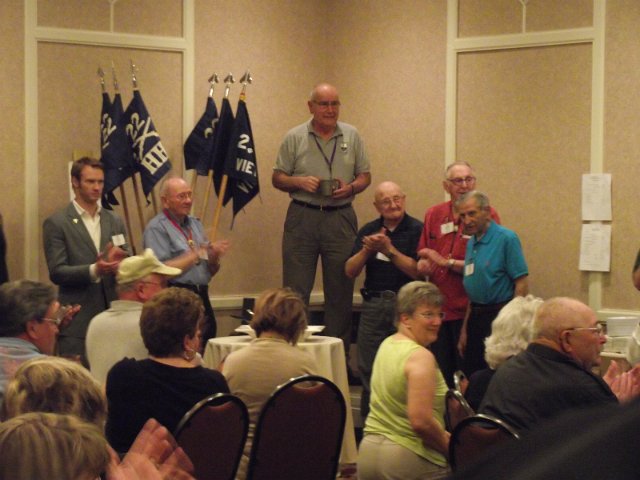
[210,98,235,196]
[101,92,135,207]
[223,98,259,219]
[184,96,219,175]
[123,90,172,199]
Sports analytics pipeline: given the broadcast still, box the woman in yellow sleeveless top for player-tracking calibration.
[358,281,450,479]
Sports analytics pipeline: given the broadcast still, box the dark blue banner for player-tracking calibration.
[223,98,259,219]
[123,90,172,199]
[184,96,219,175]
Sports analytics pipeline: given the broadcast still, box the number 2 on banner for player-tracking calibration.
[238,134,253,153]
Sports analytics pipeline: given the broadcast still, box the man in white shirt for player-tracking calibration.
[43,157,129,363]
[86,248,181,384]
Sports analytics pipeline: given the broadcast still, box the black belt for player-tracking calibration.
[170,282,209,295]
[361,288,396,301]
[292,199,352,212]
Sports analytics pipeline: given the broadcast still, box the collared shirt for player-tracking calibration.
[72,200,102,252]
[275,119,370,206]
[463,221,528,305]
[352,214,423,292]
[143,211,212,286]
[417,201,501,321]
[480,343,617,433]
[86,300,147,385]
[73,200,102,281]
[0,337,43,403]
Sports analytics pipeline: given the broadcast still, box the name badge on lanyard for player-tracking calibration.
[465,263,475,276]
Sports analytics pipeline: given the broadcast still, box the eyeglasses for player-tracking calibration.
[447,176,476,186]
[42,317,62,327]
[565,325,605,336]
[313,101,341,108]
[173,192,192,201]
[420,312,445,320]
[140,281,165,288]
[378,195,405,208]
[41,305,72,327]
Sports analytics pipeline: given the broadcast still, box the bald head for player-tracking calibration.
[310,83,339,102]
[532,297,595,341]
[160,177,192,220]
[308,83,340,134]
[373,181,406,227]
[374,181,403,202]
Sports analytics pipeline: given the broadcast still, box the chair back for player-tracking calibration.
[453,369,469,394]
[449,413,520,472]
[246,374,346,480]
[444,388,475,432]
[174,393,249,480]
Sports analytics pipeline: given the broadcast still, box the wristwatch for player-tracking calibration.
[447,258,455,269]
[387,250,397,260]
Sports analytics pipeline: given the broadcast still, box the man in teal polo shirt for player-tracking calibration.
[456,191,529,376]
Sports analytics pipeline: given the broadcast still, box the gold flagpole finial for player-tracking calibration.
[207,73,219,98]
[223,73,235,99]
[130,59,138,90]
[239,70,252,99]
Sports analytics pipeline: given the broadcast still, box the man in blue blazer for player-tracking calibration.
[43,157,129,363]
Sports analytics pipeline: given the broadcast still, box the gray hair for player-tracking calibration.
[455,190,490,210]
[484,295,544,369]
[0,281,56,337]
[159,176,184,198]
[444,161,473,178]
[396,281,443,325]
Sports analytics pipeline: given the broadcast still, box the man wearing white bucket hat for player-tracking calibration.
[86,248,181,384]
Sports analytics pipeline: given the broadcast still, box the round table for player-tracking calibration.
[204,335,358,463]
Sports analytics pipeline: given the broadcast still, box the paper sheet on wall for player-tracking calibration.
[579,223,611,272]
[582,173,612,221]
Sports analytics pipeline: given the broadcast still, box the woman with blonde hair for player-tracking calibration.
[223,287,318,479]
[1,355,105,424]
[0,412,110,480]
[359,281,449,480]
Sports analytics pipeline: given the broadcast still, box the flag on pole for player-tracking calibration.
[184,96,219,175]
[209,97,235,197]
[123,90,172,199]
[101,92,135,207]
[223,97,259,218]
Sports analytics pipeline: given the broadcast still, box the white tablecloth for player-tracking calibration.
[203,335,358,463]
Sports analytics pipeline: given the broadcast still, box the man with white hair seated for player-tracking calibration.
[85,248,181,384]
[480,297,640,433]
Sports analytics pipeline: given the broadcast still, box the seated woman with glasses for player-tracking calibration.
[105,287,229,453]
[358,281,449,480]
[222,287,318,479]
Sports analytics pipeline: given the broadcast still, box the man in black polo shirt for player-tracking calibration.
[345,181,423,420]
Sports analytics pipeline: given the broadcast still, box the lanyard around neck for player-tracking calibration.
[163,209,194,247]
[312,134,338,176]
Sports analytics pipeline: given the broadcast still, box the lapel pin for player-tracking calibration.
[73,218,78,224]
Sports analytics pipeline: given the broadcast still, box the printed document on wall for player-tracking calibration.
[582,174,611,221]
[579,223,611,272]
